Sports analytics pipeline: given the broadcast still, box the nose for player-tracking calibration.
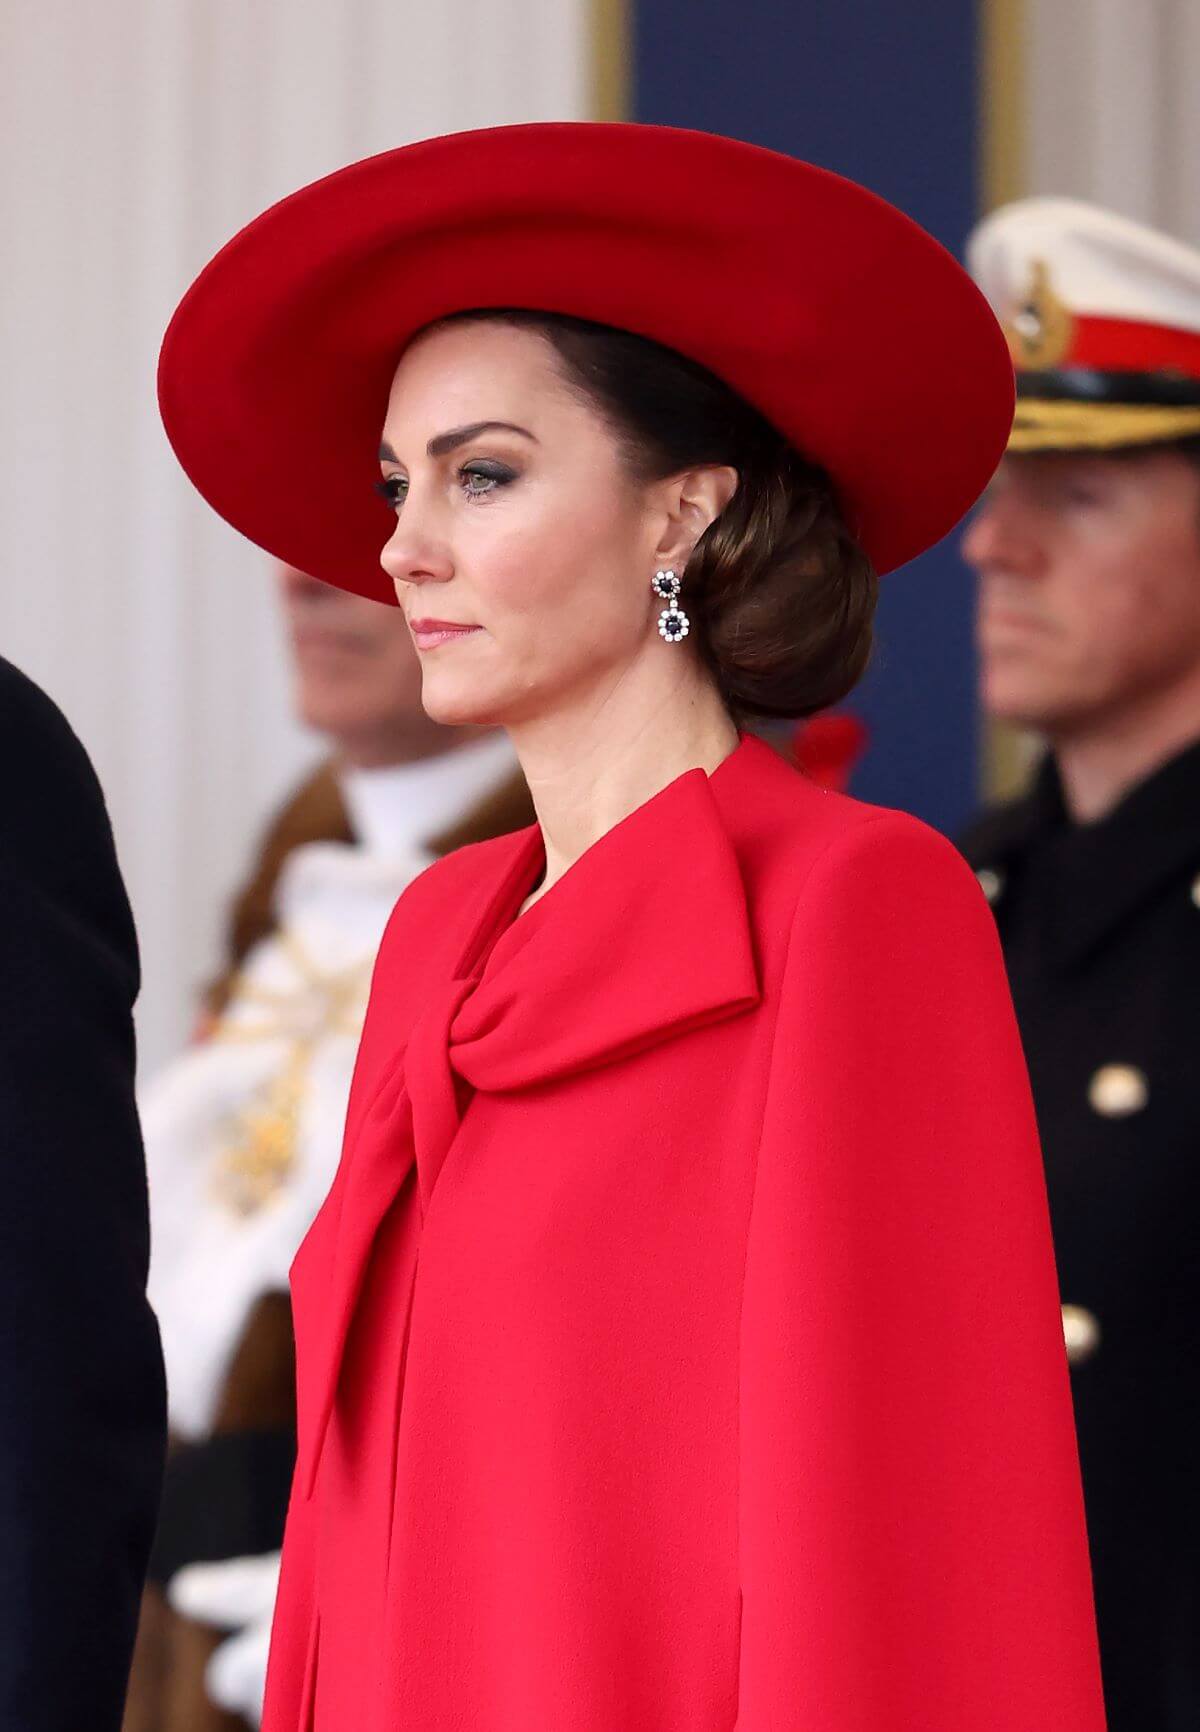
[961,492,1043,581]
[379,508,454,594]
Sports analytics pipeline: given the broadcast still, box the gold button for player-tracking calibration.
[1062,1304,1101,1365]
[976,867,1004,905]
[1088,1063,1148,1117]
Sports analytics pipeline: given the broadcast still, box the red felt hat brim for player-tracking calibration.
[157,121,1014,597]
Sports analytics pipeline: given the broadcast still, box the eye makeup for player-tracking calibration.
[374,459,519,511]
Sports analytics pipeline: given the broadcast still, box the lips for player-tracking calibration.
[408,617,482,650]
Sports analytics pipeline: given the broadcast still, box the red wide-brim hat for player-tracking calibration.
[158,121,1014,597]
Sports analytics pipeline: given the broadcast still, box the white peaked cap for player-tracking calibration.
[969,197,1200,337]
[966,198,1200,450]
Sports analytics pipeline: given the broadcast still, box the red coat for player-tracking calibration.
[262,731,1104,1731]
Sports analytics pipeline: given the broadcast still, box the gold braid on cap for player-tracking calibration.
[1009,399,1200,451]
[1003,259,1200,449]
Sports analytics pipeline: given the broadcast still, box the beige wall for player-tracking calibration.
[1027,0,1200,240]
[0,0,593,1073]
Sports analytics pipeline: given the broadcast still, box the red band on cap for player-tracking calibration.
[1065,315,1200,380]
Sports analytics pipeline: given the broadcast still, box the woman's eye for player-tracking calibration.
[374,475,408,511]
[374,463,514,512]
[460,462,515,501]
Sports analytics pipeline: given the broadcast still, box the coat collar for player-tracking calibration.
[292,730,774,1495]
[977,735,1200,969]
[447,733,767,1091]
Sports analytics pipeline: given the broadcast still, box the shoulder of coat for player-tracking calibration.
[0,654,100,809]
[778,802,985,938]
[767,771,957,867]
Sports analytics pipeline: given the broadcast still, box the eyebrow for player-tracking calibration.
[378,421,538,464]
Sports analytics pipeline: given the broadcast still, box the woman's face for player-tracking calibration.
[376,319,681,728]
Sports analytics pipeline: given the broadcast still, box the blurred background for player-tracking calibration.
[1,0,1197,1068]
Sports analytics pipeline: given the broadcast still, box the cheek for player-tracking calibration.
[1032,539,1133,665]
[467,487,645,645]
[1047,563,1200,698]
[1064,579,1134,669]
[1110,571,1200,677]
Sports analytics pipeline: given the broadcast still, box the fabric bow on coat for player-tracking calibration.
[291,765,761,1500]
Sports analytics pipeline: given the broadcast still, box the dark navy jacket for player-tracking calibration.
[960,741,1200,1732]
[0,656,165,1730]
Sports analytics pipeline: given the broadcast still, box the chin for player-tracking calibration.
[419,678,507,730]
[983,674,1079,736]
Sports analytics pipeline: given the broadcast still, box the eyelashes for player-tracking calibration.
[374,461,517,513]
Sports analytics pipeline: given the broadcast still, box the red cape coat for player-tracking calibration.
[262,731,1104,1731]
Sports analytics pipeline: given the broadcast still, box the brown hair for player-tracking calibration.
[433,309,878,720]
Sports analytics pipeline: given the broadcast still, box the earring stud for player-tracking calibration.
[652,569,690,642]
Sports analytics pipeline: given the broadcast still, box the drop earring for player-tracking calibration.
[652,569,690,642]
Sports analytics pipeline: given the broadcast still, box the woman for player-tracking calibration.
[158,123,1104,1731]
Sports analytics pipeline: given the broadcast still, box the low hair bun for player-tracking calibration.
[687,445,878,720]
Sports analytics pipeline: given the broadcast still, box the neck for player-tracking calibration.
[1050,674,1200,823]
[508,658,740,911]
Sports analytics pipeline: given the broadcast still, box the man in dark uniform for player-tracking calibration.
[0,655,166,1729]
[960,198,1200,1732]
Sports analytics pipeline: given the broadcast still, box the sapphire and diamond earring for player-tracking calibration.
[652,569,690,642]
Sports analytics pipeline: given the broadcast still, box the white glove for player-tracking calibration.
[167,1551,282,1727]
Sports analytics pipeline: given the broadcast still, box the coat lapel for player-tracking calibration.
[454,755,762,1090]
[291,735,764,1496]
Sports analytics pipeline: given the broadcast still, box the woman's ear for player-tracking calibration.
[653,464,739,570]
